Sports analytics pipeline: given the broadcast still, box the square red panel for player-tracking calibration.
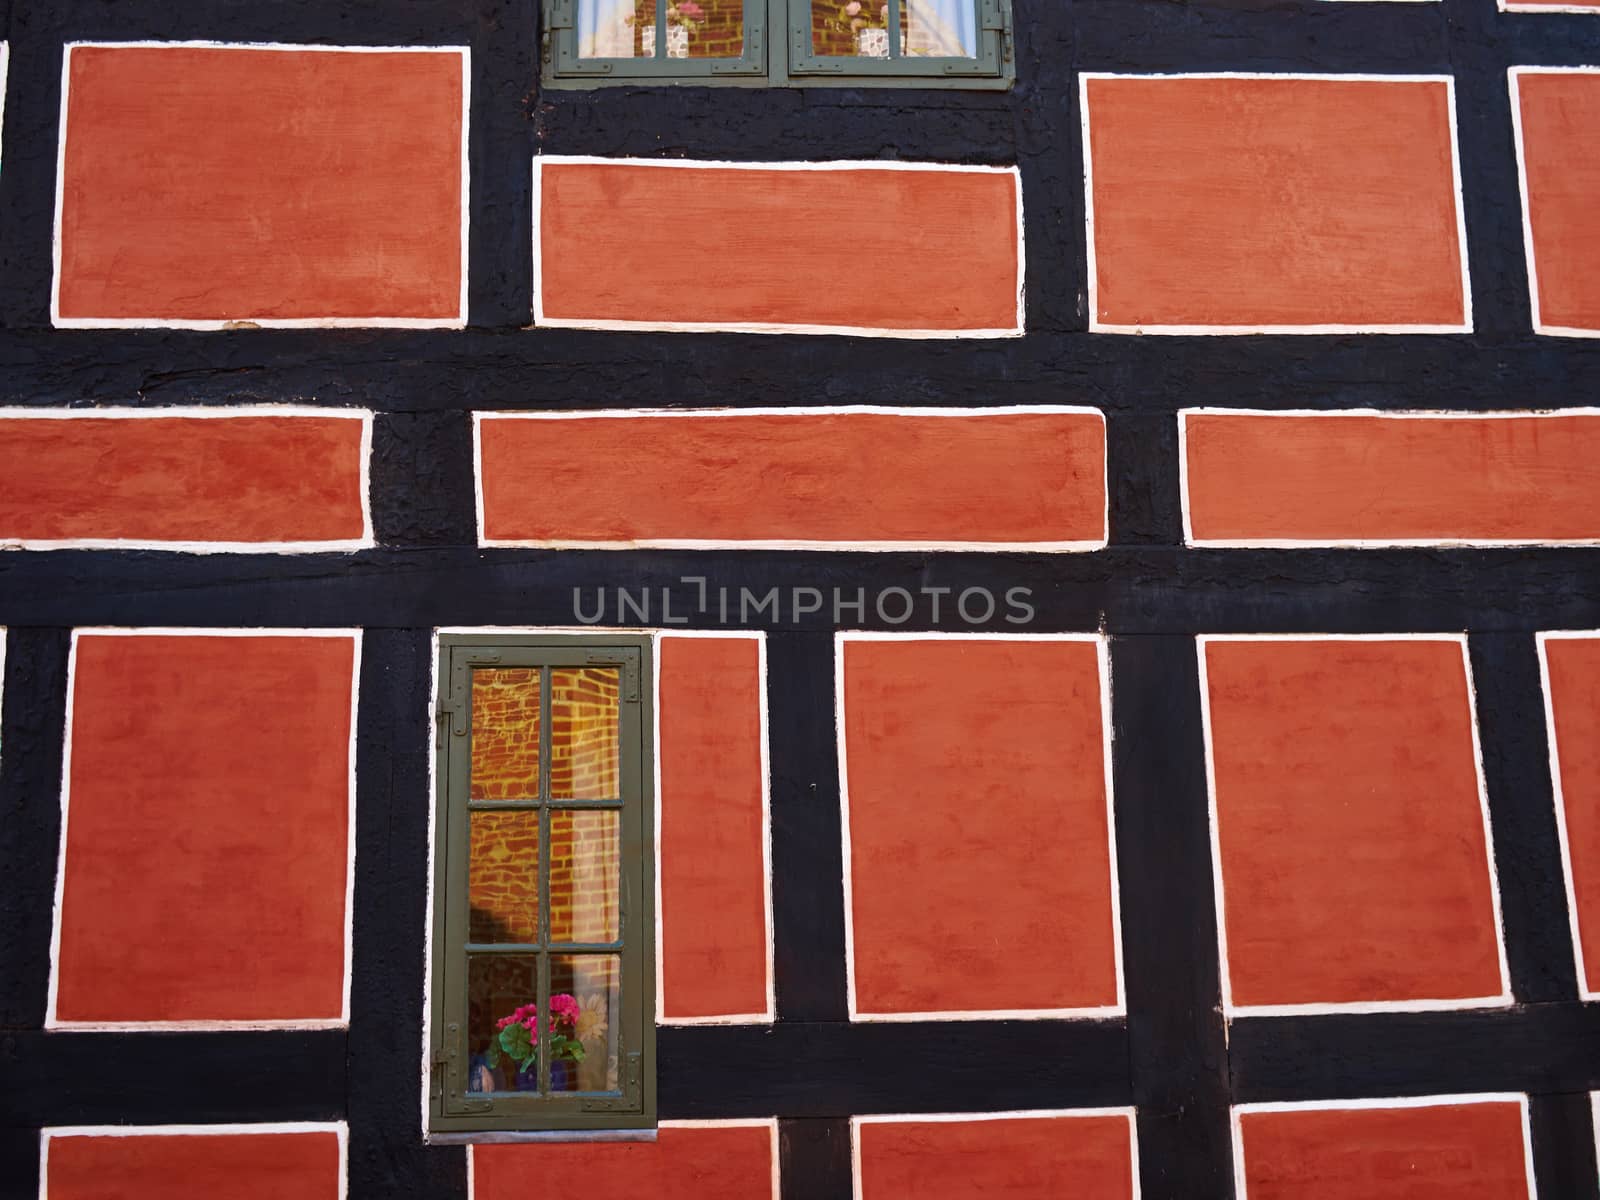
[840,635,1121,1018]
[657,634,772,1021]
[1539,633,1600,997]
[44,1125,345,1200]
[1512,69,1600,336]
[51,631,357,1026]
[854,1112,1137,1200]
[1083,74,1468,332]
[473,1121,776,1200]
[55,44,466,327]
[1234,1098,1532,1200]
[1202,636,1508,1012]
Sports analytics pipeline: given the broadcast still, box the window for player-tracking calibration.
[429,635,655,1136]
[542,0,1013,87]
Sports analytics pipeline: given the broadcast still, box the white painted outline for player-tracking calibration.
[531,156,1025,339]
[1534,630,1600,1000]
[40,1122,350,1200]
[836,631,1126,1022]
[465,1119,780,1199]
[1177,407,1600,548]
[51,41,470,331]
[851,1108,1141,1200]
[1231,1094,1536,1200]
[1,43,11,169]
[472,406,1108,552]
[1198,633,1514,1018]
[45,627,361,1031]
[1500,0,1600,14]
[1080,72,1474,336]
[422,628,777,1139]
[1509,67,1600,337]
[0,405,375,553]
[655,630,776,1025]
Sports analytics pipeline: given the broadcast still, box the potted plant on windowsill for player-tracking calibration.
[484,995,587,1091]
[829,0,892,57]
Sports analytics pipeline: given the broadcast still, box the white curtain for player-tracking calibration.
[579,0,638,57]
[905,0,976,57]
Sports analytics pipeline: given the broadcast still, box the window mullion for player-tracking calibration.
[887,0,901,59]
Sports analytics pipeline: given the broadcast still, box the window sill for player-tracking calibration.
[425,1129,660,1145]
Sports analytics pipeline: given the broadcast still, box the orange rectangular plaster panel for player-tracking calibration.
[1202,636,1507,1012]
[51,631,357,1025]
[1539,634,1600,997]
[1512,68,1600,335]
[840,636,1121,1017]
[657,635,771,1021]
[0,409,370,549]
[55,44,466,326]
[1084,74,1468,332]
[1182,410,1600,546]
[534,159,1022,335]
[45,1127,345,1200]
[476,408,1105,550]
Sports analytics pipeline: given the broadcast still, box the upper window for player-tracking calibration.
[543,0,1013,87]
[429,635,654,1136]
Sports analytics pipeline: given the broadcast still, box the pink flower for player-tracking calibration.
[679,2,704,15]
[844,1,862,13]
[549,993,581,1026]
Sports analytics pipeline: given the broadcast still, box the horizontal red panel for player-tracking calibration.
[1236,1100,1531,1200]
[474,1123,775,1200]
[1514,70,1600,335]
[478,409,1105,549]
[0,411,370,548]
[56,44,465,327]
[535,159,1021,334]
[842,637,1120,1016]
[658,635,770,1021]
[1540,635,1600,996]
[53,632,356,1025]
[856,1113,1136,1200]
[46,1128,343,1200]
[1183,411,1600,545]
[1204,637,1506,1011]
[1085,75,1467,332]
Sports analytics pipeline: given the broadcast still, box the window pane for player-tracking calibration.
[812,0,891,57]
[679,0,745,59]
[579,0,744,59]
[471,668,541,801]
[578,0,653,57]
[467,955,541,1094]
[469,810,540,944]
[810,0,977,57]
[550,810,620,944]
[551,954,622,1093]
[550,667,620,800]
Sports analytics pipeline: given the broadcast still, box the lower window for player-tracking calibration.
[429,634,655,1135]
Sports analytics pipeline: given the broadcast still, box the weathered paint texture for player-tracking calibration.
[535,161,1021,332]
[1541,636,1600,995]
[56,45,465,325]
[855,1114,1136,1200]
[473,1123,774,1200]
[1514,70,1600,334]
[1236,1101,1531,1200]
[1085,75,1467,330]
[477,410,1104,547]
[657,635,769,1020]
[53,634,354,1024]
[1183,412,1600,545]
[0,412,368,547]
[1205,638,1505,1009]
[841,638,1118,1015]
[44,1129,344,1200]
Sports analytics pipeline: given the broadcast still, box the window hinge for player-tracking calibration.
[437,695,469,737]
[980,0,1008,31]
[547,0,576,31]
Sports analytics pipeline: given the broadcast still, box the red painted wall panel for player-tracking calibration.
[53,633,355,1024]
[474,1122,774,1200]
[1085,75,1467,331]
[1204,638,1505,1010]
[856,1113,1136,1200]
[841,637,1119,1016]
[56,45,465,325]
[658,636,770,1020]
[477,410,1105,549]
[46,1129,343,1200]
[535,160,1021,333]
[0,412,368,547]
[1183,411,1600,545]
[1514,70,1600,334]
[1540,635,1600,995]
[1236,1100,1531,1200]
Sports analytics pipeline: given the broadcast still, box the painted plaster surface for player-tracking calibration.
[474,1123,774,1200]
[45,1130,343,1200]
[1515,70,1600,334]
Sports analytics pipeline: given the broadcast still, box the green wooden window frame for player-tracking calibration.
[429,634,656,1137]
[542,0,1013,88]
